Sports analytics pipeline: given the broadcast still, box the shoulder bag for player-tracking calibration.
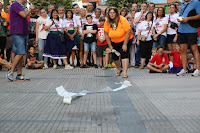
[139,22,153,42]
[181,2,200,28]
[169,15,178,29]
[53,20,65,43]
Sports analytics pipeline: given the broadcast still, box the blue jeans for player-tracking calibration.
[38,38,46,60]
[152,35,166,49]
[84,42,96,51]
[135,35,141,66]
[12,35,28,55]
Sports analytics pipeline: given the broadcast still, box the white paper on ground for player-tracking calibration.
[56,80,132,104]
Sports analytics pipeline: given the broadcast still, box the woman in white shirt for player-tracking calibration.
[166,4,179,61]
[77,8,88,67]
[152,7,168,49]
[43,9,73,69]
[64,9,78,67]
[35,8,49,68]
[137,12,154,69]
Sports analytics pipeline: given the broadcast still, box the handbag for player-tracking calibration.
[138,35,146,42]
[180,2,200,28]
[139,22,153,42]
[170,22,178,29]
[53,20,65,43]
[59,33,65,43]
[169,15,178,29]
[188,9,200,28]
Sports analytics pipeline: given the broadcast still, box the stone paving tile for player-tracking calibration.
[125,68,200,133]
[1,67,200,133]
[0,68,120,133]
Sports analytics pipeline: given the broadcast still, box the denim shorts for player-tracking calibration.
[12,35,28,55]
[84,42,96,51]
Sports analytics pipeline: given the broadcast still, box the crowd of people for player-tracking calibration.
[0,0,200,81]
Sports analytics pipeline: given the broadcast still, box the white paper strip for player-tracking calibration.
[56,80,132,104]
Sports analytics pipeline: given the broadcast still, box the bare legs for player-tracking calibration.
[10,54,23,75]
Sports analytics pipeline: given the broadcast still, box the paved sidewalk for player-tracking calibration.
[0,67,200,133]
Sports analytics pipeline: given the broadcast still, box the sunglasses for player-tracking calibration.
[122,7,128,9]
[95,8,101,11]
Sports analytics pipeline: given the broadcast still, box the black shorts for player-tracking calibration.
[140,40,153,59]
[97,45,108,57]
[111,39,132,61]
[177,33,197,45]
[167,34,176,44]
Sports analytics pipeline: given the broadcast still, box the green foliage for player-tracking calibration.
[105,0,147,9]
[29,0,73,10]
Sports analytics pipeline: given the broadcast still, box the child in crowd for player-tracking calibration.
[64,9,78,67]
[26,46,44,69]
[187,53,196,73]
[151,48,157,57]
[82,15,98,68]
[163,44,183,74]
[96,16,108,68]
[0,57,12,70]
[147,45,169,73]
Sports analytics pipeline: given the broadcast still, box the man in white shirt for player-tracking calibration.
[134,2,148,67]
[47,4,54,17]
[72,4,80,17]
[58,6,65,20]
[86,3,95,18]
[149,3,155,13]
[132,3,138,11]
[92,8,101,25]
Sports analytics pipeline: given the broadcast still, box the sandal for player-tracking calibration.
[116,70,122,76]
[139,66,144,69]
[122,75,128,78]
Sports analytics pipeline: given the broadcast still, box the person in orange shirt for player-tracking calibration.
[104,7,134,78]
[5,4,10,30]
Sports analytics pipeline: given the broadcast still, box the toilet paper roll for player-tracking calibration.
[63,96,72,104]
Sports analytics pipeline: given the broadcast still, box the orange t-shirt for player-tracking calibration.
[104,16,134,43]
[1,11,7,19]
[0,57,2,60]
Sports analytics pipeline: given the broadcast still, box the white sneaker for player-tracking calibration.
[191,69,200,77]
[176,69,187,76]
[65,65,74,69]
[6,70,14,82]
[44,64,48,69]
[53,65,57,69]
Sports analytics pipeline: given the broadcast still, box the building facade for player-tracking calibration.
[148,0,183,4]
[82,0,102,7]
